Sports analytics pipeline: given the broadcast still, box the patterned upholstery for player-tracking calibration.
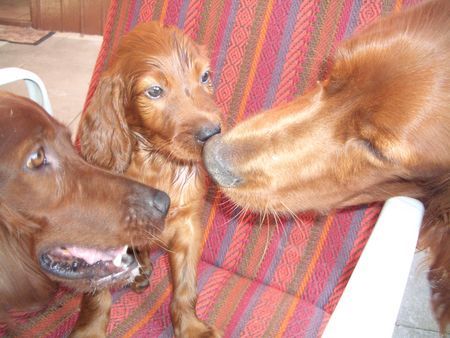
[2,0,420,337]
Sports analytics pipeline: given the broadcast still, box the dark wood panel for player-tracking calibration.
[0,0,31,27]
[61,0,80,32]
[31,0,111,35]
[81,0,108,35]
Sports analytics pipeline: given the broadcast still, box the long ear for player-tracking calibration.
[78,73,133,173]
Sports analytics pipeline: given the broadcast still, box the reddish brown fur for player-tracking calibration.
[0,92,168,336]
[78,22,222,337]
[203,0,450,332]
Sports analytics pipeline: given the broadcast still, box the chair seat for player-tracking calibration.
[108,259,331,337]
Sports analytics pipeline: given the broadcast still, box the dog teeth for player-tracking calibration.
[113,252,123,267]
[113,245,130,267]
[121,254,134,267]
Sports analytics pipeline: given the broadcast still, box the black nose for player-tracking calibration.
[153,190,170,216]
[196,124,221,143]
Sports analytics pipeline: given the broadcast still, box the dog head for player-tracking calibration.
[79,22,222,171]
[203,4,450,213]
[0,92,170,292]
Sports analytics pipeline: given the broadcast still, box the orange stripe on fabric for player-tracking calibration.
[196,268,230,318]
[22,297,79,336]
[394,0,404,11]
[243,224,271,277]
[123,285,172,338]
[274,0,320,106]
[235,0,276,123]
[111,1,132,54]
[159,0,169,24]
[81,0,119,112]
[201,192,220,252]
[221,216,252,271]
[304,0,342,89]
[275,212,335,338]
[214,277,250,328]
[202,1,223,49]
[184,0,203,38]
[242,284,285,337]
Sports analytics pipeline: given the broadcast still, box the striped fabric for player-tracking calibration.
[2,0,421,337]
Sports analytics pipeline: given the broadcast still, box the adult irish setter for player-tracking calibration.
[0,91,169,336]
[78,22,222,337]
[203,0,450,333]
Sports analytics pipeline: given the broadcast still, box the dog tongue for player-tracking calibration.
[66,246,127,265]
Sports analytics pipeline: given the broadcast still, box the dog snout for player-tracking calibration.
[203,135,243,188]
[196,123,221,143]
[153,190,170,216]
[129,183,170,218]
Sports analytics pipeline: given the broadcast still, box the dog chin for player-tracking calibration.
[169,142,203,163]
[38,245,140,290]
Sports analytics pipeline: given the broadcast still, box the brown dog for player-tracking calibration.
[203,0,450,333]
[78,22,222,337]
[0,91,169,336]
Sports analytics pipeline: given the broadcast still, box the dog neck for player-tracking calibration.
[126,144,206,209]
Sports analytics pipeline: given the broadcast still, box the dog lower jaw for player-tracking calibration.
[39,245,140,289]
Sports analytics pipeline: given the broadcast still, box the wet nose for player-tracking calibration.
[196,123,221,143]
[153,190,170,216]
[202,134,243,188]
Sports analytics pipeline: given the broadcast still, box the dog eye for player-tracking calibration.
[26,147,47,169]
[200,70,211,84]
[145,86,164,99]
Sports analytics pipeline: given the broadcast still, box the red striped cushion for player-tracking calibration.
[3,0,422,336]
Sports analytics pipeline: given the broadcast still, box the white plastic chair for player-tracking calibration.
[323,196,424,338]
[0,67,53,115]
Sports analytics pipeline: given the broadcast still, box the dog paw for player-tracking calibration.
[175,320,222,338]
[130,265,152,293]
[199,325,222,338]
[69,327,106,338]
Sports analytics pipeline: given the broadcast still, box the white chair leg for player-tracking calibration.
[323,196,424,338]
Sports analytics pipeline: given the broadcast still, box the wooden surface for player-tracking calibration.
[30,0,110,35]
[0,0,31,27]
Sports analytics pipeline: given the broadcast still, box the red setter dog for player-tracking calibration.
[203,0,450,333]
[78,22,222,336]
[0,92,169,336]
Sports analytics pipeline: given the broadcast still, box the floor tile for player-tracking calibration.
[0,33,101,135]
[393,325,443,338]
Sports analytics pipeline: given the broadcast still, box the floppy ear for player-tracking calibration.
[78,73,133,173]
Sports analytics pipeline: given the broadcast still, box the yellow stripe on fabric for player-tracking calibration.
[201,192,220,252]
[276,212,336,337]
[394,0,404,12]
[235,0,276,123]
[123,285,172,338]
[159,0,169,24]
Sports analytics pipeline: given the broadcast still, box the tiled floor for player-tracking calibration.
[0,33,448,338]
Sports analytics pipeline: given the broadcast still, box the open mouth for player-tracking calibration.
[39,245,139,287]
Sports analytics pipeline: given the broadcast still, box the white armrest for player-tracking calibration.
[0,67,53,115]
[323,196,424,338]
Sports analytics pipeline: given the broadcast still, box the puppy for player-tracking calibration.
[78,22,222,337]
[0,91,169,336]
[203,0,450,332]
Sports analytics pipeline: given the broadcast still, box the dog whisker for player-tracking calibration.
[143,230,174,254]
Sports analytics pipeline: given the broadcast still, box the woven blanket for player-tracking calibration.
[2,0,420,337]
